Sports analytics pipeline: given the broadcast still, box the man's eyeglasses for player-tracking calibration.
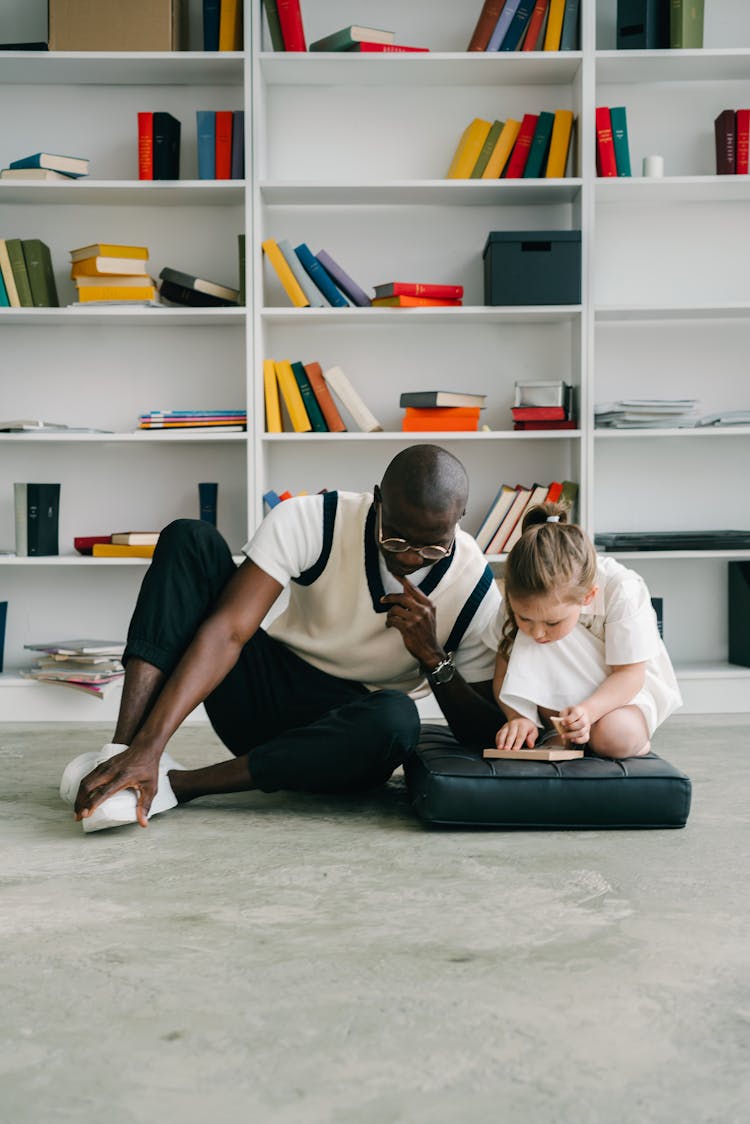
[376,502,456,562]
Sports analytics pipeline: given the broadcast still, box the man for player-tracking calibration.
[64,445,503,832]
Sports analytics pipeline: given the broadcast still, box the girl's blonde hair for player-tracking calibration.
[499,501,598,661]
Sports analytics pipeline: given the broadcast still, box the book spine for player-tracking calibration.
[293,244,349,307]
[263,359,283,432]
[276,239,325,306]
[470,120,504,178]
[522,0,550,50]
[499,2,534,52]
[610,106,632,176]
[728,562,750,667]
[262,0,285,51]
[715,110,736,175]
[558,0,580,49]
[617,0,658,49]
[488,0,522,49]
[202,0,220,50]
[137,111,153,180]
[198,483,218,526]
[153,112,181,180]
[595,106,618,177]
[0,270,9,307]
[5,239,34,306]
[22,240,59,307]
[158,279,227,307]
[545,110,574,177]
[736,109,750,175]
[447,118,493,178]
[377,283,464,299]
[21,483,60,556]
[276,0,306,51]
[504,113,539,176]
[315,250,371,306]
[215,110,233,179]
[196,110,216,179]
[14,483,28,556]
[467,0,507,50]
[481,118,521,177]
[230,110,245,179]
[543,0,566,49]
[322,366,383,432]
[671,0,704,48]
[522,110,555,177]
[262,239,310,307]
[218,0,242,50]
[290,362,328,431]
[274,360,312,431]
[238,233,246,306]
[303,362,347,432]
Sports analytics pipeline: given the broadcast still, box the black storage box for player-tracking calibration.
[483,230,581,306]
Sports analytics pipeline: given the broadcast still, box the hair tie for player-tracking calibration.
[546,515,560,523]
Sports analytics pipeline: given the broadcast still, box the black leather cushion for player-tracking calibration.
[404,725,692,830]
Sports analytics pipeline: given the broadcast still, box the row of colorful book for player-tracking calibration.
[265,359,383,433]
[512,380,576,431]
[262,9,428,53]
[476,480,579,556]
[202,0,243,51]
[21,638,125,699]
[196,110,244,179]
[595,106,632,177]
[0,237,58,307]
[468,0,579,53]
[616,0,704,50]
[715,109,750,175]
[447,111,575,180]
[137,410,246,433]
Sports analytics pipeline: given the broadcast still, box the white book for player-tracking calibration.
[323,366,383,432]
[1,167,73,181]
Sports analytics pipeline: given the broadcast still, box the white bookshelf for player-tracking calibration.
[1,0,749,720]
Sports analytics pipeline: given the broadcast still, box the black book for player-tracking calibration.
[0,41,49,50]
[728,563,750,668]
[650,597,664,638]
[14,483,60,556]
[231,110,245,179]
[595,530,750,552]
[616,0,671,50]
[159,278,235,308]
[153,112,181,180]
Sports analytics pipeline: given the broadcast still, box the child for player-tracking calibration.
[493,502,682,760]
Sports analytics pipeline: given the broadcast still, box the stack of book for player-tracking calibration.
[202,0,243,51]
[70,242,155,304]
[21,638,125,699]
[594,399,701,429]
[262,238,371,308]
[264,359,382,433]
[446,110,575,179]
[475,480,579,556]
[715,109,750,175]
[512,380,576,430]
[309,23,428,53]
[158,266,239,307]
[74,531,160,558]
[400,390,486,432]
[196,110,244,179]
[467,0,580,53]
[595,106,631,177]
[1,151,89,180]
[372,282,463,308]
[0,237,59,307]
[137,409,246,433]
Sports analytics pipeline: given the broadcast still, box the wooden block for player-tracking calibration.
[483,746,584,761]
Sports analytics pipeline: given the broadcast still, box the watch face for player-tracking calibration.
[431,656,455,684]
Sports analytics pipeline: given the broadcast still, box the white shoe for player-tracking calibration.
[60,742,186,833]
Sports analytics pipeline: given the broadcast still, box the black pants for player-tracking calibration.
[123,519,421,794]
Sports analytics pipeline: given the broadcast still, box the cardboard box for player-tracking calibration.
[48,0,187,52]
[482,230,581,306]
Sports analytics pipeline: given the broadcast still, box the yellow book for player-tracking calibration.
[543,0,566,50]
[69,243,148,262]
[446,118,492,179]
[264,358,283,433]
[76,285,156,302]
[262,239,310,308]
[219,0,243,50]
[481,119,521,178]
[274,360,312,432]
[545,110,575,178]
[92,543,156,558]
[71,257,149,278]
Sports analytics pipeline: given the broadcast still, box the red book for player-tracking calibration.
[137,111,153,180]
[735,109,749,174]
[215,110,233,179]
[513,419,578,430]
[74,535,111,555]
[511,405,566,421]
[277,0,306,51]
[546,481,564,502]
[373,282,464,300]
[522,0,550,51]
[350,42,430,52]
[503,113,539,178]
[595,106,618,177]
[467,0,508,51]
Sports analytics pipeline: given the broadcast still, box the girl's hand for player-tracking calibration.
[495,717,538,752]
[558,705,591,745]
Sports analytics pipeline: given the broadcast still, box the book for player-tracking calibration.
[402,407,481,432]
[474,485,518,552]
[9,152,88,177]
[543,0,566,49]
[69,243,148,262]
[137,111,153,179]
[373,283,464,300]
[199,482,218,525]
[559,0,580,49]
[219,0,243,50]
[523,110,555,177]
[152,112,181,180]
[546,481,564,503]
[157,278,230,307]
[513,419,578,430]
[71,256,149,277]
[736,109,750,175]
[158,267,239,304]
[277,0,306,51]
[482,118,521,177]
[0,41,49,50]
[595,106,618,177]
[467,0,508,51]
[514,379,568,407]
[728,563,750,667]
[262,238,310,307]
[485,485,533,554]
[322,366,384,432]
[610,106,632,176]
[14,482,60,556]
[276,239,325,307]
[470,120,504,178]
[303,361,347,432]
[560,479,579,517]
[203,0,220,51]
[92,543,156,558]
[522,0,551,50]
[446,118,492,178]
[617,0,671,49]
[0,239,21,307]
[231,110,245,179]
[371,295,462,308]
[263,489,282,509]
[196,110,216,178]
[75,534,112,555]
[488,0,523,50]
[74,274,155,289]
[503,113,539,177]
[545,109,575,177]
[274,360,311,431]
[0,269,8,308]
[263,359,283,432]
[238,232,246,305]
[499,2,536,52]
[715,110,736,175]
[309,26,395,51]
[22,239,59,307]
[291,361,328,432]
[348,43,429,53]
[502,482,550,552]
[77,284,156,303]
[315,250,371,306]
[215,110,233,179]
[399,391,486,408]
[0,167,72,181]
[483,746,583,760]
[110,532,160,545]
[670,0,704,48]
[511,405,567,422]
[24,639,124,656]
[293,243,349,307]
[261,0,285,51]
[5,238,34,306]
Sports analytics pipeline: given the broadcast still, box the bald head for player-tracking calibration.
[380,444,468,518]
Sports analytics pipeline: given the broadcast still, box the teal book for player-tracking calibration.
[523,111,555,178]
[21,239,59,307]
[559,0,580,50]
[5,238,34,306]
[610,106,632,176]
[293,243,349,307]
[670,0,704,48]
[0,268,9,307]
[290,362,328,431]
[470,120,504,178]
[238,233,245,306]
[196,110,216,178]
[499,2,534,52]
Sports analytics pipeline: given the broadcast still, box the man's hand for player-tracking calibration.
[558,705,591,745]
[495,717,538,751]
[380,576,441,668]
[74,745,161,829]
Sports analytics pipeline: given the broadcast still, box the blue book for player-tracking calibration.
[9,152,88,178]
[559,0,581,50]
[499,2,534,51]
[610,106,632,176]
[203,0,221,50]
[290,362,329,432]
[315,250,371,306]
[293,243,349,307]
[0,269,9,308]
[523,111,555,177]
[196,111,216,179]
[487,0,522,50]
[277,239,325,306]
[263,489,281,510]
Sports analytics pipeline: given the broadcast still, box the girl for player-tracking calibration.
[493,503,682,760]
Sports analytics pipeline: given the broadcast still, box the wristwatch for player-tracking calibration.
[426,652,456,686]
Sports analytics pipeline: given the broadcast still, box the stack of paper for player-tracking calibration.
[595,399,701,428]
[21,639,125,699]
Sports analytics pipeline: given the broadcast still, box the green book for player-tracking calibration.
[610,106,631,177]
[670,0,704,48]
[290,361,328,432]
[21,239,59,307]
[238,233,246,306]
[523,111,556,179]
[560,480,579,521]
[261,0,285,51]
[470,120,504,179]
[5,237,34,306]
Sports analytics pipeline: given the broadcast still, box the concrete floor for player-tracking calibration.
[1,715,749,1124]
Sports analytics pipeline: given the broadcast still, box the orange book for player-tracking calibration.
[76,284,156,302]
[371,295,462,308]
[545,481,564,503]
[218,0,243,50]
[504,114,539,178]
[92,543,156,558]
[522,0,550,51]
[304,361,347,432]
[402,407,481,432]
[215,111,233,179]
